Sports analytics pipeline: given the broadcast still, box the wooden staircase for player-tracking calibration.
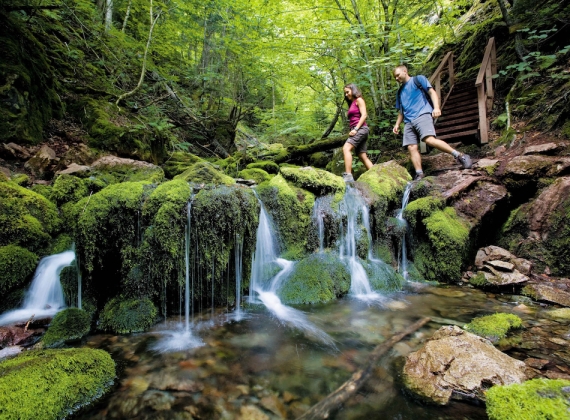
[420,38,497,153]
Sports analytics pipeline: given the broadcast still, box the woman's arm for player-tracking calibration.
[349,97,368,135]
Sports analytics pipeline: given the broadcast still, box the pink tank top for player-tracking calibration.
[347,100,367,128]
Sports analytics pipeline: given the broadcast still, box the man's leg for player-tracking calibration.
[357,152,373,170]
[343,142,354,174]
[424,135,472,169]
[408,144,422,172]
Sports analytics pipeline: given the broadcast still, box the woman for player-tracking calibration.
[342,83,373,182]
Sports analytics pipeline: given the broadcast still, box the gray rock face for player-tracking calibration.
[523,283,570,307]
[472,246,532,286]
[402,326,527,405]
[523,142,564,156]
[24,145,57,178]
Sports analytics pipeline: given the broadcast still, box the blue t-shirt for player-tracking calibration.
[395,75,434,123]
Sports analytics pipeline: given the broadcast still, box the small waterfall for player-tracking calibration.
[339,186,378,299]
[313,197,327,252]
[73,244,82,310]
[397,182,413,281]
[234,233,244,320]
[0,250,75,326]
[250,196,335,346]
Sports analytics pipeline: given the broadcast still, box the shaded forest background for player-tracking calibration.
[1,0,569,168]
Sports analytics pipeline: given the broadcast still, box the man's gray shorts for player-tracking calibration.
[402,113,436,147]
[346,126,369,154]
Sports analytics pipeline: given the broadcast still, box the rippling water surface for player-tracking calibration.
[77,285,566,420]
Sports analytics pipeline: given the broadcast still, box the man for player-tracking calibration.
[392,65,472,180]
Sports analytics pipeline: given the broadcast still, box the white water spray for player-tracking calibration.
[0,250,75,326]
[397,182,413,280]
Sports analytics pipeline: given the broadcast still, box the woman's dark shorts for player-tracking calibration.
[402,113,436,147]
[346,126,369,154]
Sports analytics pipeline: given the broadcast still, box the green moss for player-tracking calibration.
[174,161,235,186]
[0,180,61,252]
[11,173,30,186]
[257,174,315,258]
[49,174,90,206]
[362,259,405,292]
[357,161,411,200]
[41,308,91,348]
[308,152,330,168]
[30,183,52,199]
[414,207,470,282]
[470,272,489,287]
[238,168,273,184]
[403,196,445,230]
[162,151,203,178]
[246,160,280,174]
[98,297,157,334]
[0,348,115,420]
[486,379,570,420]
[0,245,38,295]
[464,313,523,342]
[49,234,73,255]
[279,252,350,304]
[280,166,345,197]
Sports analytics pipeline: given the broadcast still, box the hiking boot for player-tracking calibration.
[456,153,472,169]
[342,172,354,182]
[413,173,425,181]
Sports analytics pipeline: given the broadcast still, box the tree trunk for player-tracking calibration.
[270,136,347,163]
[497,0,527,62]
[104,0,113,32]
[121,0,132,32]
[321,102,343,139]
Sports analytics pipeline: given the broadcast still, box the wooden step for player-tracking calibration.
[446,90,475,101]
[435,115,479,127]
[436,122,479,135]
[445,97,478,109]
[442,103,479,115]
[438,129,479,140]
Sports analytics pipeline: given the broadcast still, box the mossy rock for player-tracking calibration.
[238,168,273,184]
[357,161,411,201]
[0,348,115,420]
[0,180,61,252]
[257,174,315,259]
[48,233,73,255]
[41,308,91,348]
[174,161,235,186]
[486,379,570,420]
[280,166,345,197]
[464,313,523,342]
[98,297,157,334]
[11,173,30,186]
[30,183,52,199]
[279,252,350,304]
[403,196,445,230]
[162,151,203,178]
[0,244,38,295]
[49,174,90,206]
[362,259,405,292]
[413,207,471,282]
[246,160,280,174]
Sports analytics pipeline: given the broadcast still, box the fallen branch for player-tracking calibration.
[297,317,431,420]
[24,315,35,332]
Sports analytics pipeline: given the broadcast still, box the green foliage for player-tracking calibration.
[280,166,345,197]
[41,308,91,348]
[11,174,30,186]
[464,313,523,341]
[98,297,157,334]
[279,252,350,304]
[0,348,115,420]
[257,174,315,259]
[486,379,570,420]
[0,180,61,252]
[470,272,489,287]
[237,168,273,184]
[0,245,38,295]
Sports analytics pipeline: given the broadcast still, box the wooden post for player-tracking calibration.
[435,74,441,106]
[448,54,455,87]
[477,84,488,144]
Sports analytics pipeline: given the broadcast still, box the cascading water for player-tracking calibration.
[312,196,329,253]
[233,233,244,320]
[250,196,335,346]
[152,195,203,352]
[397,182,413,281]
[0,250,75,326]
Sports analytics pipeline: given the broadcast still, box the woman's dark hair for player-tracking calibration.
[344,83,362,105]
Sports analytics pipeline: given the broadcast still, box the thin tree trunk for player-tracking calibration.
[321,103,343,139]
[116,0,161,106]
[104,0,113,32]
[121,0,132,32]
[497,0,527,62]
[297,317,431,420]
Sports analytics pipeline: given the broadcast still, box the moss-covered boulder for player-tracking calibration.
[246,160,280,174]
[0,348,115,419]
[362,259,405,292]
[279,252,350,304]
[0,245,38,295]
[486,379,570,420]
[98,297,157,334]
[257,174,315,259]
[238,168,273,184]
[358,161,411,200]
[0,179,61,252]
[280,166,345,197]
[412,207,471,282]
[162,151,203,178]
[464,313,523,343]
[41,308,91,348]
[174,161,235,185]
[90,156,165,184]
[498,177,570,276]
[49,174,90,206]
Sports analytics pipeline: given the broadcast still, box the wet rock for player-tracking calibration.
[24,145,57,178]
[140,390,175,411]
[523,284,570,307]
[545,371,570,380]
[523,142,563,155]
[486,260,515,271]
[282,391,296,403]
[544,308,570,321]
[474,158,499,173]
[55,162,91,176]
[527,177,570,241]
[485,267,529,286]
[548,337,568,346]
[513,304,534,314]
[261,395,287,418]
[0,142,31,160]
[402,326,527,405]
[0,345,22,360]
[502,155,570,179]
[524,358,550,369]
[425,287,466,298]
[239,405,269,420]
[0,166,10,178]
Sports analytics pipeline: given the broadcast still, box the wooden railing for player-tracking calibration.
[429,51,455,109]
[475,37,497,144]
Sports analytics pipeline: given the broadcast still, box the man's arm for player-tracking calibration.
[393,112,404,134]
[428,88,441,118]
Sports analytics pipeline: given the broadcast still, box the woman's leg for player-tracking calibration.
[343,142,354,173]
[357,152,373,170]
